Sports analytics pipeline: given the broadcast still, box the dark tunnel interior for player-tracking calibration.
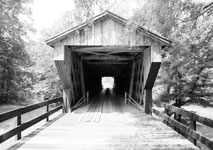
[83,61,132,97]
[71,46,143,98]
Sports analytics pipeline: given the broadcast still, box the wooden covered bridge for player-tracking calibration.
[1,10,213,150]
[46,10,169,114]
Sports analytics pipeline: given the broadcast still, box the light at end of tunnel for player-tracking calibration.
[102,77,114,89]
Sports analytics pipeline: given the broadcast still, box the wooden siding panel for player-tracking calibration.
[151,40,162,62]
[102,18,109,45]
[68,33,74,45]
[144,36,152,46]
[54,45,64,60]
[87,26,93,45]
[136,32,145,46]
[129,31,136,46]
[73,31,80,45]
[114,20,123,45]
[109,19,115,45]
[94,20,102,45]
[52,18,159,46]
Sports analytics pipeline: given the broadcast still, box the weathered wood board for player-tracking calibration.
[47,11,170,47]
[8,94,198,150]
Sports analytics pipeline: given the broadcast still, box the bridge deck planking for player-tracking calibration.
[6,92,198,150]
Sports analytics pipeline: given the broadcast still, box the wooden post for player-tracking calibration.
[129,61,135,99]
[46,104,49,122]
[63,89,71,113]
[63,90,67,113]
[124,92,127,104]
[80,60,85,97]
[164,108,169,125]
[139,61,144,105]
[190,119,197,145]
[135,60,142,102]
[17,115,21,140]
[144,90,152,114]
[87,91,89,104]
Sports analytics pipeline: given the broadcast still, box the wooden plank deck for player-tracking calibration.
[7,90,198,150]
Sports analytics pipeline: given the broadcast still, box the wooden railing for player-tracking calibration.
[72,91,89,111]
[125,92,143,111]
[153,103,213,149]
[0,97,63,143]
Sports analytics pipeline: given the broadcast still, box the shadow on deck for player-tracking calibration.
[6,89,198,150]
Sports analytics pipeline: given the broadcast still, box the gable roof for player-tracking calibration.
[46,10,171,46]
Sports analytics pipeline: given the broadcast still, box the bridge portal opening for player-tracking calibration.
[101,77,114,89]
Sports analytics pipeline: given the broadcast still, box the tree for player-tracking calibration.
[0,0,33,103]
[28,0,110,100]
[161,0,213,106]
[26,38,62,100]
[128,0,213,106]
[74,0,109,20]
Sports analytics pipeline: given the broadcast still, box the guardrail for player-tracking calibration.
[71,91,89,111]
[153,103,213,149]
[0,97,63,143]
[125,92,143,111]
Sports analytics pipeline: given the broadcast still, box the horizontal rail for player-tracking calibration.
[0,106,62,143]
[125,92,143,111]
[153,104,213,149]
[72,91,89,111]
[0,97,62,123]
[163,103,213,128]
[0,97,63,144]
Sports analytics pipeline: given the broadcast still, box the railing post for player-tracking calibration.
[46,104,49,122]
[125,92,127,104]
[190,119,197,145]
[17,115,21,140]
[87,91,89,104]
[164,108,169,125]
[63,90,68,113]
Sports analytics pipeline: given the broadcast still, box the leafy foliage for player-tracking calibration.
[74,0,109,20]
[130,0,213,106]
[25,0,109,102]
[0,0,33,103]
[26,39,62,100]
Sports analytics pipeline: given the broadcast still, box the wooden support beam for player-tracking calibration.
[82,55,133,61]
[65,47,75,104]
[55,61,70,89]
[76,60,81,97]
[76,59,82,97]
[72,46,145,53]
[135,60,142,102]
[80,51,109,56]
[144,62,161,89]
[144,89,152,114]
[80,60,85,96]
[86,61,129,65]
[129,61,135,99]
[139,62,144,105]
[143,41,162,89]
[70,56,78,102]
[63,89,71,113]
